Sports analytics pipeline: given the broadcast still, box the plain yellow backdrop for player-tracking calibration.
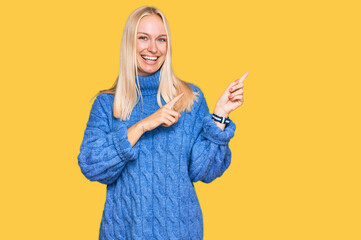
[1,0,360,239]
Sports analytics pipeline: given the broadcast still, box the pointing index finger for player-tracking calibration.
[164,91,184,110]
[238,72,249,83]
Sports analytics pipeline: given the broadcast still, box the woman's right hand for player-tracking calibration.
[141,91,185,132]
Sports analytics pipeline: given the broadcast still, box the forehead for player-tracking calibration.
[137,14,166,36]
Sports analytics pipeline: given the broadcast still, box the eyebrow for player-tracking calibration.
[137,32,167,37]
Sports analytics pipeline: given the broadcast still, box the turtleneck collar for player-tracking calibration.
[136,69,161,96]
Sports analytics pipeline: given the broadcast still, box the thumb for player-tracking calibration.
[164,91,184,110]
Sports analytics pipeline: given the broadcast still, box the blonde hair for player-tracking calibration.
[92,6,198,120]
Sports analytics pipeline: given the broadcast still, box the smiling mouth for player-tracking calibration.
[141,55,158,61]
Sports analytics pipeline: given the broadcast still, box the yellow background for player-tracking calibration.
[1,0,360,239]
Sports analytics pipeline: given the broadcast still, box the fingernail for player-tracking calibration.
[229,88,233,91]
[228,95,232,99]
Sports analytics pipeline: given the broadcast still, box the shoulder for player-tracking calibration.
[187,83,204,96]
[93,93,114,105]
[91,93,114,116]
[185,82,207,112]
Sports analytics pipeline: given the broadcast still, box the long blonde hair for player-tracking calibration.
[92,6,198,120]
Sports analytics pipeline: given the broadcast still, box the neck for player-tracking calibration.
[136,69,161,96]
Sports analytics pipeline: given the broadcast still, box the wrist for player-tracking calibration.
[137,120,147,133]
[212,113,230,125]
[213,107,229,118]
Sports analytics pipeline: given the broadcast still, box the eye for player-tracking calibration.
[158,38,167,42]
[139,36,148,40]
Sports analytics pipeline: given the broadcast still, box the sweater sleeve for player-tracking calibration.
[77,94,137,185]
[188,89,236,183]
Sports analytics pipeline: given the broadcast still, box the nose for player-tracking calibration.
[147,40,157,53]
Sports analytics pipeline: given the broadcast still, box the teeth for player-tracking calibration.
[142,56,157,61]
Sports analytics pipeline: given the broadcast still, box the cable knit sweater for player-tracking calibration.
[77,69,236,240]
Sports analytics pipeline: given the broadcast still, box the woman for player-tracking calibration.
[78,6,248,240]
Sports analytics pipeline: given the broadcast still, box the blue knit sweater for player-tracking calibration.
[77,69,236,240]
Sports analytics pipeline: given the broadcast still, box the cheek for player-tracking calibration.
[136,42,145,54]
[159,44,167,55]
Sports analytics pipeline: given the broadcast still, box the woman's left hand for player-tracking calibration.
[213,72,249,118]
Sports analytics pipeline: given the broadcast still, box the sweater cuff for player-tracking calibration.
[112,123,137,162]
[201,113,236,145]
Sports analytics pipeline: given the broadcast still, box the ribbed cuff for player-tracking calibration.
[112,123,137,162]
[201,114,236,145]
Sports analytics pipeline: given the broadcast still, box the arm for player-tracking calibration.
[77,94,137,185]
[127,121,145,147]
[189,90,236,183]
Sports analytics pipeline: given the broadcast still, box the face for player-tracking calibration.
[136,14,167,76]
